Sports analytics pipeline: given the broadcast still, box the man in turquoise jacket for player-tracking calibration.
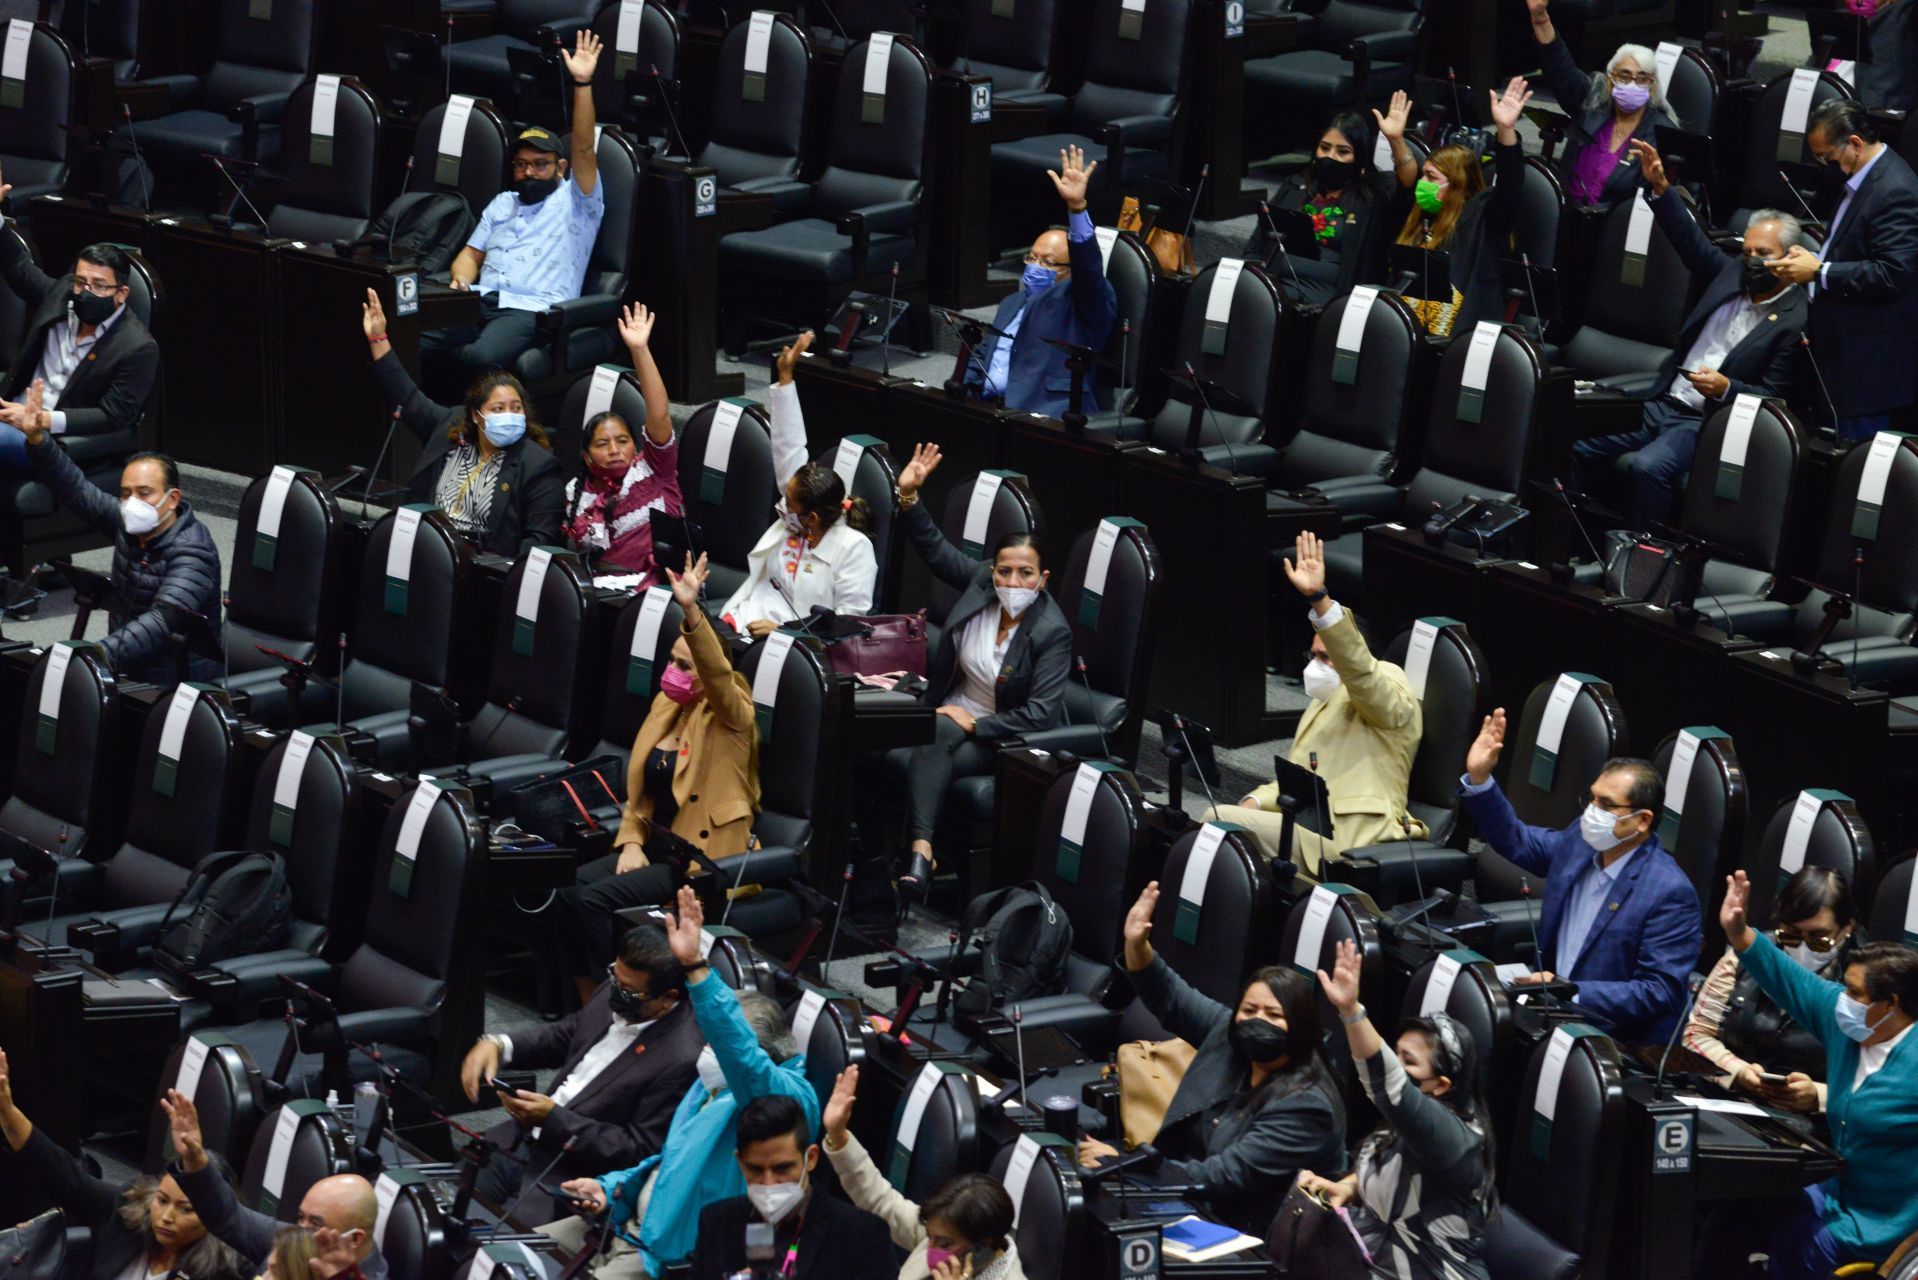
[1719,869,1918,1277]
[557,887,819,1276]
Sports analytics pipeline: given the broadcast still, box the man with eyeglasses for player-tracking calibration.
[422,29,607,398]
[0,167,158,473]
[1457,707,1702,1044]
[965,144,1117,416]
[456,921,702,1226]
[1762,98,1918,441]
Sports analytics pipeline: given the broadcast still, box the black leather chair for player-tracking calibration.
[718,35,933,347]
[1749,787,1877,930]
[220,467,348,724]
[1096,259,1283,477]
[56,0,140,82]
[924,470,1044,644]
[0,643,119,907]
[1558,192,1698,393]
[1243,0,1422,143]
[405,95,512,219]
[987,1134,1085,1280]
[1397,947,1512,1087]
[259,75,382,241]
[0,224,25,371]
[595,584,684,759]
[1491,1028,1625,1279]
[1511,154,1565,270]
[339,507,475,767]
[1032,518,1161,764]
[1322,322,1547,593]
[143,1031,267,1172]
[672,398,775,605]
[1277,882,1387,1080]
[1658,40,1719,137]
[1727,69,1853,231]
[692,13,812,209]
[552,362,654,473]
[371,1167,453,1280]
[788,984,866,1119]
[238,1100,354,1218]
[1648,726,1744,959]
[989,0,1188,237]
[113,0,317,177]
[818,434,900,607]
[1868,855,1918,947]
[886,1059,980,1204]
[1084,226,1157,427]
[588,0,681,147]
[443,0,602,109]
[963,0,1065,115]
[0,20,79,210]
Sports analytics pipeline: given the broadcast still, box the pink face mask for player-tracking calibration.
[660,664,701,705]
[1846,0,1878,17]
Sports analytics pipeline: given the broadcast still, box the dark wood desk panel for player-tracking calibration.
[884,381,1014,613]
[1003,414,1140,556]
[635,164,754,404]
[927,70,996,309]
[1479,561,1631,726]
[1360,522,1508,644]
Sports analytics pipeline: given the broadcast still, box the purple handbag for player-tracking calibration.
[822,611,928,677]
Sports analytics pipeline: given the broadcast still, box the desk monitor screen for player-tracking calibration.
[984,1023,1088,1075]
[1272,755,1334,839]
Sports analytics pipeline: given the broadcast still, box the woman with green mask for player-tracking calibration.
[1393,76,1533,337]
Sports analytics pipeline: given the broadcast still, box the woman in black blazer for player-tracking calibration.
[0,1049,246,1280]
[888,443,1072,901]
[361,289,566,557]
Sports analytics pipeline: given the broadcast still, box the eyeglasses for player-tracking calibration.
[1610,70,1657,87]
[1587,793,1639,814]
[1022,252,1066,268]
[510,158,558,175]
[72,279,121,298]
[1775,927,1846,953]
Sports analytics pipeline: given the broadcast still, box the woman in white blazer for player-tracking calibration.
[718,332,878,634]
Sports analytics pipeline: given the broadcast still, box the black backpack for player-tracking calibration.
[152,850,294,979]
[367,191,478,275]
[952,882,1074,1021]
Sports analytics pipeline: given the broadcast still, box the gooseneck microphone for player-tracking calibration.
[1800,334,1842,437]
[1654,973,1707,1098]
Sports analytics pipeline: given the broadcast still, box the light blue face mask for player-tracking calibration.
[1022,262,1060,295]
[481,411,527,448]
[1835,991,1894,1043]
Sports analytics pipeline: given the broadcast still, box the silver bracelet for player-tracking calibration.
[1339,1004,1367,1026]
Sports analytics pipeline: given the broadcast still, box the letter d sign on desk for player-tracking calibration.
[695,175,717,218]
[1117,1228,1161,1279]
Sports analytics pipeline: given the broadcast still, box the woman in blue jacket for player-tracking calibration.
[1718,870,1918,1279]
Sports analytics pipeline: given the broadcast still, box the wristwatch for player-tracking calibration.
[1339,1004,1367,1026]
[1302,589,1328,605]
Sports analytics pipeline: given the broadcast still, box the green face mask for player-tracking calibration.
[1414,177,1447,215]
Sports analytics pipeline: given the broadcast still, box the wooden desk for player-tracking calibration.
[634,162,757,403]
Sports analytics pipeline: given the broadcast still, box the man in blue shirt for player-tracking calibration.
[422,29,608,398]
[1458,707,1701,1044]
[968,145,1118,418]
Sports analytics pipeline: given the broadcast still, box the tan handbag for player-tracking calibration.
[1112,1036,1199,1148]
[1118,196,1194,277]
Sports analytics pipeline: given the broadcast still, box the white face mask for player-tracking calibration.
[746,1174,806,1225]
[1785,942,1828,973]
[1578,803,1629,852]
[120,495,164,535]
[696,1046,726,1094]
[1301,659,1341,702]
[996,585,1040,617]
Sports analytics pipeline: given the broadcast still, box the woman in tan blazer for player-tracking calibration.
[555,552,760,1003]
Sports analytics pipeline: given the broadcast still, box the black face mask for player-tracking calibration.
[517,175,561,205]
[1310,156,1361,192]
[1228,1017,1291,1065]
[608,981,664,1023]
[72,289,118,325]
[1741,255,1776,295]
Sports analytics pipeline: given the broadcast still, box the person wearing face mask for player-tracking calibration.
[1459,709,1701,1044]
[1078,884,1348,1236]
[1684,867,1864,1117]
[457,923,702,1227]
[819,1064,1027,1280]
[1716,872,1918,1279]
[1300,939,1496,1280]
[1763,99,1918,442]
[419,31,606,398]
[16,389,222,686]
[554,887,821,1279]
[1207,532,1421,874]
[0,1047,247,1280]
[884,442,1073,903]
[362,288,565,557]
[1524,0,1676,208]
[564,303,680,582]
[1570,141,1809,530]
[1392,78,1533,337]
[963,145,1117,416]
[552,555,760,996]
[719,330,877,637]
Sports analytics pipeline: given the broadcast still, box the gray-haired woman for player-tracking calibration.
[1526,0,1678,207]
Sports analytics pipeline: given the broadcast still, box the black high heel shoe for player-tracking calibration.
[897,849,935,904]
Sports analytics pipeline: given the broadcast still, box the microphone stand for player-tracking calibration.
[208,155,272,231]
[1653,974,1707,1098]
[1550,478,1607,583]
[361,404,404,512]
[1257,200,1305,294]
[121,104,152,213]
[645,66,694,159]
[1175,164,1209,275]
[883,262,899,377]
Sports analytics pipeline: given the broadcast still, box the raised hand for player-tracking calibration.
[775,329,814,385]
[562,28,604,82]
[361,288,388,343]
[1489,76,1535,136]
[1281,530,1328,601]
[1046,143,1098,213]
[1317,937,1363,1017]
[666,550,708,613]
[1721,870,1754,951]
[1122,881,1159,972]
[616,303,656,354]
[666,883,707,968]
[1628,140,1668,197]
[160,1089,208,1171]
[823,1066,859,1145]
[308,1227,364,1280]
[1372,90,1413,144]
[1465,708,1506,786]
[896,442,943,498]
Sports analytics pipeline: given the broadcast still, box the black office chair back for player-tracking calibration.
[888,1061,980,1204]
[1291,287,1421,485]
[812,35,932,221]
[1398,948,1509,1088]
[500,0,601,38]
[468,547,590,758]
[107,687,244,908]
[1735,70,1854,218]
[789,986,866,1118]
[144,1031,266,1174]
[372,1169,451,1280]
[244,731,356,950]
[240,1100,352,1218]
[931,471,1043,628]
[202,0,316,111]
[58,0,139,81]
[225,467,344,680]
[737,635,832,855]
[1794,433,1918,642]
[407,96,512,216]
[1097,229,1156,400]
[581,126,641,303]
[0,226,29,369]
[1277,883,1386,1076]
[987,1135,1085,1280]
[590,1,682,141]
[1148,259,1280,450]
[267,76,383,241]
[598,586,684,760]
[675,398,775,600]
[1510,156,1562,270]
[340,782,478,1017]
[1054,519,1160,762]
[1068,0,1188,137]
[342,508,470,720]
[121,247,158,331]
[2,645,116,857]
[1502,1028,1626,1275]
[1869,856,1918,945]
[1380,618,1486,843]
[1030,763,1144,961]
[695,13,811,188]
[1649,728,1745,950]
[965,0,1059,94]
[1681,397,1800,590]
[1750,788,1877,933]
[0,21,75,200]
[1405,323,1544,512]
[1309,0,1420,54]
[1659,42,1718,135]
[1135,823,1268,1026]
[815,436,899,600]
[555,364,655,476]
[1560,193,1696,381]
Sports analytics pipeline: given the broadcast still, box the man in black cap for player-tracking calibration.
[424,29,606,396]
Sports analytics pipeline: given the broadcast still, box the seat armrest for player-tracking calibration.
[712,845,801,892]
[336,1007,434,1046]
[535,293,622,334]
[1017,725,1114,759]
[127,75,201,112]
[206,951,334,1005]
[1593,371,1662,398]
[233,91,291,125]
[532,18,596,44]
[838,199,919,277]
[1308,479,1404,521]
[999,999,1126,1057]
[60,432,137,468]
[1347,29,1418,63]
[1199,442,1280,476]
[73,903,175,957]
[728,177,813,216]
[1099,114,1173,154]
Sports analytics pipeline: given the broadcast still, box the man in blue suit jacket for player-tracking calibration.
[968,145,1118,418]
[1460,707,1702,1044]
